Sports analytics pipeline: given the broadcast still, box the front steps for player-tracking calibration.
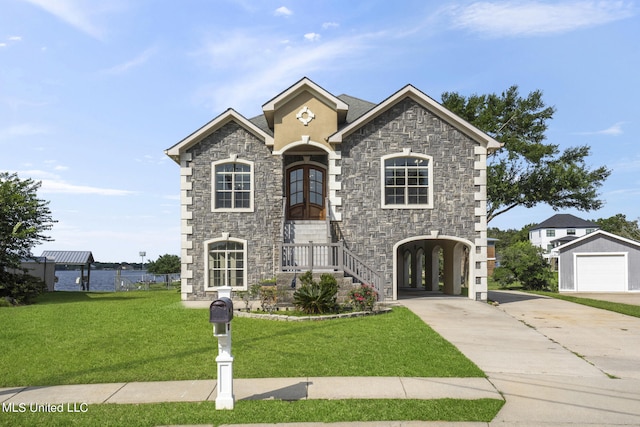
[284,220,328,244]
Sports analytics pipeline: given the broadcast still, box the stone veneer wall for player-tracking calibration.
[181,122,283,300]
[337,98,482,299]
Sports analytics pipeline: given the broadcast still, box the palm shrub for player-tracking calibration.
[293,272,338,314]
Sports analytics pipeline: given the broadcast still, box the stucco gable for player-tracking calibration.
[165,108,274,163]
[327,84,502,151]
[262,77,349,129]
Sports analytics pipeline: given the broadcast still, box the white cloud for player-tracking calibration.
[8,36,22,41]
[20,0,125,40]
[304,32,321,42]
[576,121,626,136]
[102,47,157,75]
[0,123,50,140]
[445,1,635,37]
[0,43,6,48]
[322,22,339,29]
[15,169,135,196]
[194,29,375,114]
[274,6,293,16]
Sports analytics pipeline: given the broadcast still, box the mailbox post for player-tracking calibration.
[209,286,234,410]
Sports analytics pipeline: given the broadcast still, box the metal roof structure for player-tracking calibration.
[40,251,94,265]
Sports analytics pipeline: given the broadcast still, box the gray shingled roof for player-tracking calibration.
[40,251,94,265]
[531,214,598,230]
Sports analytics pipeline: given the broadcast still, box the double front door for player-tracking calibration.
[287,165,326,220]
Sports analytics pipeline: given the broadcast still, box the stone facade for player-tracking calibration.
[166,78,499,302]
[338,99,479,298]
[182,122,283,300]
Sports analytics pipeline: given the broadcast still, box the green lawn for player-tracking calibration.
[0,291,483,387]
[0,399,504,427]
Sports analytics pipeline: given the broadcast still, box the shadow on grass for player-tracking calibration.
[34,345,213,386]
[35,291,151,305]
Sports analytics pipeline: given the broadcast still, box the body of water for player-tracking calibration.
[54,270,178,292]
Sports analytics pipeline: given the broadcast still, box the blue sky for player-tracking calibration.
[1,0,638,262]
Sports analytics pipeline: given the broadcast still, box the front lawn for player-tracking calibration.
[0,399,504,427]
[0,291,484,387]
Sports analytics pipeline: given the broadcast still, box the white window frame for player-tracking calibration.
[212,158,254,212]
[204,236,248,291]
[381,152,433,209]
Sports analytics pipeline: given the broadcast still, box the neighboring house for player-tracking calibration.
[529,214,599,260]
[557,230,640,293]
[165,77,501,302]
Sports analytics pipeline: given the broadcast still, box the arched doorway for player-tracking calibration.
[393,236,474,300]
[286,164,326,220]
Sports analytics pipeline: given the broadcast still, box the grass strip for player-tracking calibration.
[531,292,640,318]
[0,399,504,427]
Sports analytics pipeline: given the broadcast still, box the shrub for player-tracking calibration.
[293,272,338,314]
[348,284,378,311]
[0,271,47,304]
[494,240,554,291]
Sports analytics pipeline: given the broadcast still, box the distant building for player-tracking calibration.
[529,214,599,265]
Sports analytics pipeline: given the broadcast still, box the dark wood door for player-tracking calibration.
[287,165,325,220]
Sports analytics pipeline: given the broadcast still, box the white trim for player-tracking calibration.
[211,158,255,212]
[165,109,273,162]
[328,85,502,151]
[204,236,248,291]
[381,152,433,209]
[557,229,640,252]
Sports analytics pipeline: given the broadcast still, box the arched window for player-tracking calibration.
[205,237,247,289]
[381,152,433,208]
[212,158,254,212]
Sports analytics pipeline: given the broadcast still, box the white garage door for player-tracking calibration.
[575,253,627,292]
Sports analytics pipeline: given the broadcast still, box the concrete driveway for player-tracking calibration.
[399,290,640,426]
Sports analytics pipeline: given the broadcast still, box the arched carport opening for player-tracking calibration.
[393,236,473,300]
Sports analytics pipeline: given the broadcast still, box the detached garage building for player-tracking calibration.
[558,230,640,293]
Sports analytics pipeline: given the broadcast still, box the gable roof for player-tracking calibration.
[262,77,349,129]
[556,230,640,252]
[165,108,274,163]
[327,84,503,150]
[41,251,94,265]
[531,213,598,230]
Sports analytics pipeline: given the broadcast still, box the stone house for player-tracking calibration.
[165,78,501,302]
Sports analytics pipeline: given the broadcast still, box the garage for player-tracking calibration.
[574,253,627,292]
[558,230,640,293]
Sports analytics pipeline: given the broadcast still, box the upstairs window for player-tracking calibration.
[567,228,576,235]
[212,159,254,212]
[546,230,556,237]
[381,153,433,209]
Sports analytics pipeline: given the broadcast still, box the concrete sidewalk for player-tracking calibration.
[0,376,500,405]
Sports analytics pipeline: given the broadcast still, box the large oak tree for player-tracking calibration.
[441,86,611,222]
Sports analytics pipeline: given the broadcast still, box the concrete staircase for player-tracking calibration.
[284,220,328,244]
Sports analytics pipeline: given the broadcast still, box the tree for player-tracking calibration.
[0,172,56,303]
[493,240,553,291]
[441,86,611,222]
[146,254,181,287]
[593,214,640,241]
